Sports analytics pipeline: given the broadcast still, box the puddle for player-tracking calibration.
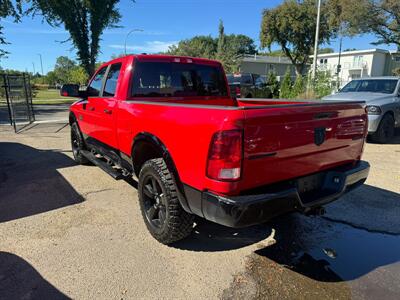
[255,214,400,282]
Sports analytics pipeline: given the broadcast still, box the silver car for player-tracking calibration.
[323,77,400,143]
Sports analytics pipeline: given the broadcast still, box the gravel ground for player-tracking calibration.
[0,123,399,299]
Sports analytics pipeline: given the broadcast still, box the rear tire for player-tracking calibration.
[138,158,194,244]
[70,122,89,165]
[370,114,395,144]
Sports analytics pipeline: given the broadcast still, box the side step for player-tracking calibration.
[80,150,125,180]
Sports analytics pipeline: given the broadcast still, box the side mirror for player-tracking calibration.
[60,84,80,97]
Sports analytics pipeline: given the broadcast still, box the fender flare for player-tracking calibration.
[131,132,192,213]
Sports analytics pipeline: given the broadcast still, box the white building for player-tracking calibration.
[314,48,400,87]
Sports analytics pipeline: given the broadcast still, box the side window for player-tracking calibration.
[103,63,122,97]
[87,66,107,97]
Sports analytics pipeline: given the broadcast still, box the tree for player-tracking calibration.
[260,0,336,75]
[29,0,133,76]
[167,21,257,73]
[280,69,293,99]
[216,20,226,62]
[292,75,306,98]
[68,66,89,85]
[54,56,76,83]
[167,36,217,59]
[328,0,400,50]
[392,68,400,76]
[265,72,280,98]
[0,0,22,59]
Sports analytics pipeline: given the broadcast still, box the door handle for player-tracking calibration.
[104,109,112,115]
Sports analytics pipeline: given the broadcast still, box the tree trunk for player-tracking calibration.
[295,64,304,76]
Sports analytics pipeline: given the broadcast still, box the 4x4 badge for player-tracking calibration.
[314,127,326,146]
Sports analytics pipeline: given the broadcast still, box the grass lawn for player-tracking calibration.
[33,89,76,105]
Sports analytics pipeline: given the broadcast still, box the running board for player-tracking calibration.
[80,150,125,180]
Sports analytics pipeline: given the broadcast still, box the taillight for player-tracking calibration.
[207,130,243,181]
[235,86,241,98]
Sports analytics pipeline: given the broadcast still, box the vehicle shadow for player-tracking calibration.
[0,142,84,223]
[254,185,400,282]
[123,177,273,251]
[0,251,70,299]
[173,219,273,252]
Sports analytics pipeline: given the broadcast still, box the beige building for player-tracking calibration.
[314,48,400,87]
[239,54,307,80]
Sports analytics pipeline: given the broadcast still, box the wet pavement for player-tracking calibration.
[223,211,400,300]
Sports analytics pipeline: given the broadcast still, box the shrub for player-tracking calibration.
[280,69,292,99]
[265,71,280,98]
[313,70,332,98]
[292,75,305,98]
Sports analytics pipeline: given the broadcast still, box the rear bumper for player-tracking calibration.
[184,161,370,228]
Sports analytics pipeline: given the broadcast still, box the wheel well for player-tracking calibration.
[131,140,164,176]
[384,110,395,119]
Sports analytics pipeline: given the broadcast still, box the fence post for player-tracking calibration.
[2,74,13,126]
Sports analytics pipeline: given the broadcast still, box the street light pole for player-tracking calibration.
[124,29,144,56]
[37,53,44,76]
[32,62,36,75]
[311,0,322,81]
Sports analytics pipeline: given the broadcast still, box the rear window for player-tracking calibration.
[341,79,398,94]
[131,61,228,97]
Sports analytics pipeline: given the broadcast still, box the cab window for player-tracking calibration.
[103,63,122,97]
[87,66,107,97]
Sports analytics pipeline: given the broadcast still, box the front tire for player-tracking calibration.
[370,114,395,144]
[70,122,89,164]
[138,158,194,244]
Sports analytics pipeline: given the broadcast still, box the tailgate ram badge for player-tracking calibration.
[314,127,326,146]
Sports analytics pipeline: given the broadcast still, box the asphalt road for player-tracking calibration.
[0,123,399,299]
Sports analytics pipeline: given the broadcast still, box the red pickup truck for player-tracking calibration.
[63,54,370,244]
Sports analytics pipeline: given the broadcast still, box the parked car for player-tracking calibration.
[323,77,400,143]
[226,73,270,98]
[62,54,370,244]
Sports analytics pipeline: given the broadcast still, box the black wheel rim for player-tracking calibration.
[71,127,80,157]
[142,175,167,229]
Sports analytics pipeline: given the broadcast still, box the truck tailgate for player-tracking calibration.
[240,101,367,191]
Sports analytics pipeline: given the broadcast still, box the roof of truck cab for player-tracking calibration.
[106,54,222,66]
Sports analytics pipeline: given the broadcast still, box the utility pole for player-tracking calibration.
[32,62,36,75]
[124,29,144,56]
[37,53,44,76]
[336,34,343,91]
[311,0,322,81]
[37,53,44,84]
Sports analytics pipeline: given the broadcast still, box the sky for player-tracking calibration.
[0,0,396,73]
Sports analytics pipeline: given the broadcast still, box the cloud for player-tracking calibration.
[109,41,177,53]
